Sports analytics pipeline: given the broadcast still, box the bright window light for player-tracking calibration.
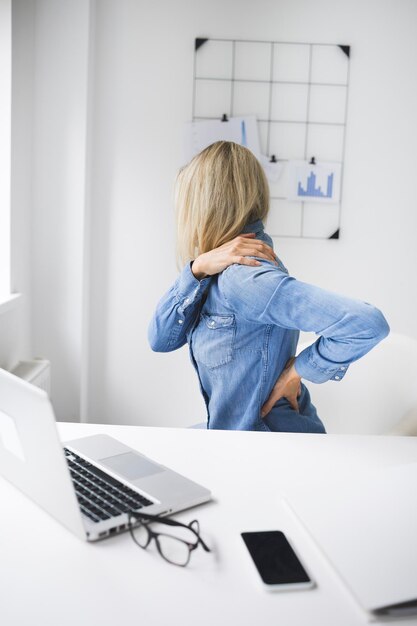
[0,0,11,301]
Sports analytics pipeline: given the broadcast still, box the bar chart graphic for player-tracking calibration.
[289,161,341,204]
[298,171,334,198]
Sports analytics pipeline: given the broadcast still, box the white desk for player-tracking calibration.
[1,423,417,626]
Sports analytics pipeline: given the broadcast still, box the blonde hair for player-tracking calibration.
[175,141,270,265]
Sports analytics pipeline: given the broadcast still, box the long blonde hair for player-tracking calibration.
[175,141,270,265]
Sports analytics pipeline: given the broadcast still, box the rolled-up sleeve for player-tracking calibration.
[221,263,390,384]
[148,263,211,352]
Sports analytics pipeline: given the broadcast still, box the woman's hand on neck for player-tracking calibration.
[191,233,277,280]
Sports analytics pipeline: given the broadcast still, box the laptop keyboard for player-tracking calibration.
[64,448,153,523]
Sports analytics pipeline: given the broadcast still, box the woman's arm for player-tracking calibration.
[220,262,390,383]
[148,234,277,352]
[148,263,211,352]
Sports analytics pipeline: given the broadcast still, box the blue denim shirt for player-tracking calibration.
[149,220,390,433]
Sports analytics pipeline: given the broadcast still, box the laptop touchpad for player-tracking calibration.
[99,452,164,480]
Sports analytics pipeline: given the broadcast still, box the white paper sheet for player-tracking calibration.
[183,115,261,163]
[288,160,342,204]
[260,154,284,183]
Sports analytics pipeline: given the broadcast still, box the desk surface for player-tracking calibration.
[1,423,417,626]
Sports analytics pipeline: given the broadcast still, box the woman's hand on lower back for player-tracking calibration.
[260,357,302,417]
[191,233,277,280]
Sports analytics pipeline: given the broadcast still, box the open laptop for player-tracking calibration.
[0,368,211,541]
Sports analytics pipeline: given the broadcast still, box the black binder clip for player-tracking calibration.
[269,154,278,163]
[221,113,229,122]
[309,156,316,165]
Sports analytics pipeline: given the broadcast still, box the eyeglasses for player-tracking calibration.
[127,511,211,567]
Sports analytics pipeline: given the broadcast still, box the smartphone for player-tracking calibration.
[241,530,315,591]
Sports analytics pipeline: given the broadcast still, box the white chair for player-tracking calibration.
[299,332,417,435]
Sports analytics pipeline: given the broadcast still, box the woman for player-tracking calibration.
[149,141,389,432]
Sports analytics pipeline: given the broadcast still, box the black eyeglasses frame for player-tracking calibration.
[127,511,211,567]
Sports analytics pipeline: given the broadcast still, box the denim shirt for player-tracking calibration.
[148,220,390,433]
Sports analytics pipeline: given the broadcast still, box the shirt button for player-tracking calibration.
[334,375,340,380]
[209,321,215,327]
[184,298,190,304]
[340,366,346,371]
[178,320,183,325]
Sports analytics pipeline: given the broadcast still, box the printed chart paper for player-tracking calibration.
[288,161,342,204]
[183,115,261,164]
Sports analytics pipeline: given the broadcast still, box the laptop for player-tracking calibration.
[283,464,417,619]
[0,368,211,541]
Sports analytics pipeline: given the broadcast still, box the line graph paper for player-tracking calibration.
[192,38,350,240]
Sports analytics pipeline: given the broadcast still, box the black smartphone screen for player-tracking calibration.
[241,531,311,585]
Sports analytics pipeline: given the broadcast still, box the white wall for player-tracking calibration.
[0,0,34,372]
[83,0,417,427]
[0,0,12,300]
[13,0,417,425]
[30,0,91,421]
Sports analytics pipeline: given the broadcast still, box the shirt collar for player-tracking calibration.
[241,219,274,251]
[241,219,265,236]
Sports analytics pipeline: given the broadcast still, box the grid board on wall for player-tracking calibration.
[192,38,350,240]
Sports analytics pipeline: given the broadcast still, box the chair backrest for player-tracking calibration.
[299,333,417,435]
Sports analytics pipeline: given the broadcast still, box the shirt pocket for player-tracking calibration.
[192,313,236,369]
